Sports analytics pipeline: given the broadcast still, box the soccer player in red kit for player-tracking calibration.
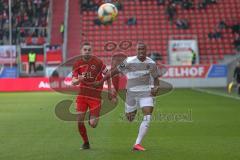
[72,42,114,149]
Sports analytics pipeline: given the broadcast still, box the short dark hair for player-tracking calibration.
[137,41,147,48]
[81,42,91,48]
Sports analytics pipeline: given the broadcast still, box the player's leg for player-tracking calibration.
[77,112,89,147]
[133,97,154,151]
[76,97,90,149]
[88,98,101,128]
[29,63,32,74]
[237,83,240,95]
[33,62,36,73]
[125,95,138,122]
[125,110,137,122]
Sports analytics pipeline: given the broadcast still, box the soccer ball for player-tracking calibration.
[98,3,118,25]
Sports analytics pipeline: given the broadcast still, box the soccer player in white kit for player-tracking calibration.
[94,42,160,151]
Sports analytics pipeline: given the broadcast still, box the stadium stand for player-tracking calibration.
[67,0,82,58]
[0,0,49,45]
[1,0,239,65]
[50,0,65,45]
[72,0,240,65]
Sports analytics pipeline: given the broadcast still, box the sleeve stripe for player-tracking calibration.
[102,65,108,74]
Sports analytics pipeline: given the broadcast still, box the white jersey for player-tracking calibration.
[117,56,159,97]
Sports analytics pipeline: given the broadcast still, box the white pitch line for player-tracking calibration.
[191,88,240,101]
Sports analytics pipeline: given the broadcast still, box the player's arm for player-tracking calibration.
[102,65,117,101]
[151,77,160,96]
[72,75,85,86]
[104,59,128,82]
[71,63,84,86]
[233,67,237,80]
[72,77,79,86]
[103,67,120,83]
[107,78,111,91]
[93,67,120,87]
[102,67,115,92]
[93,60,126,87]
[106,77,117,101]
[151,64,161,96]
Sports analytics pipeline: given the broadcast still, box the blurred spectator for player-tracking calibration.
[209,0,217,4]
[60,22,64,42]
[94,18,102,25]
[176,19,189,29]
[0,1,4,13]
[0,29,3,44]
[81,0,97,11]
[234,35,240,51]
[0,0,49,45]
[149,52,162,61]
[28,50,37,74]
[208,31,222,39]
[233,61,240,95]
[114,0,122,10]
[3,19,9,39]
[127,17,137,26]
[218,20,228,30]
[37,35,45,45]
[198,0,217,9]
[165,3,176,23]
[156,0,165,5]
[181,0,193,10]
[170,0,182,4]
[231,24,240,35]
[189,48,197,65]
[12,24,18,44]
[25,36,32,45]
[81,0,90,10]
[197,1,207,9]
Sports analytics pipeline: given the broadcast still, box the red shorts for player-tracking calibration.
[76,96,101,117]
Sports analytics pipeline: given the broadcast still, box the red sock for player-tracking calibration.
[78,123,89,143]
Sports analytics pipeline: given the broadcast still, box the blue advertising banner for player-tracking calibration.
[207,64,228,78]
[0,67,18,78]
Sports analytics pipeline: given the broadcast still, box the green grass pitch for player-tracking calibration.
[0,89,240,160]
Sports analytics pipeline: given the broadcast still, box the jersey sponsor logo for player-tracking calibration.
[90,65,96,70]
[127,70,150,79]
[81,71,94,79]
[163,65,228,79]
[163,65,209,78]
[38,81,50,88]
[128,65,136,71]
[146,64,150,70]
[120,62,125,68]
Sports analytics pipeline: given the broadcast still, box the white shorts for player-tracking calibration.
[125,97,154,113]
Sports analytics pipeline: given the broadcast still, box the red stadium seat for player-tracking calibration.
[69,0,240,64]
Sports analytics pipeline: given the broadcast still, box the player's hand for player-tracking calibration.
[71,75,85,86]
[110,97,118,104]
[78,75,85,81]
[151,86,160,97]
[108,89,117,104]
[108,94,117,103]
[72,78,80,86]
[108,88,116,100]
[93,80,104,88]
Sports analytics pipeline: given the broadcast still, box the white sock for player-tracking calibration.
[135,115,151,145]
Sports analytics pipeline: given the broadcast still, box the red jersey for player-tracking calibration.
[72,56,107,99]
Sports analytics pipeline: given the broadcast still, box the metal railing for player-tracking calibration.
[62,0,69,62]
[47,0,53,43]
